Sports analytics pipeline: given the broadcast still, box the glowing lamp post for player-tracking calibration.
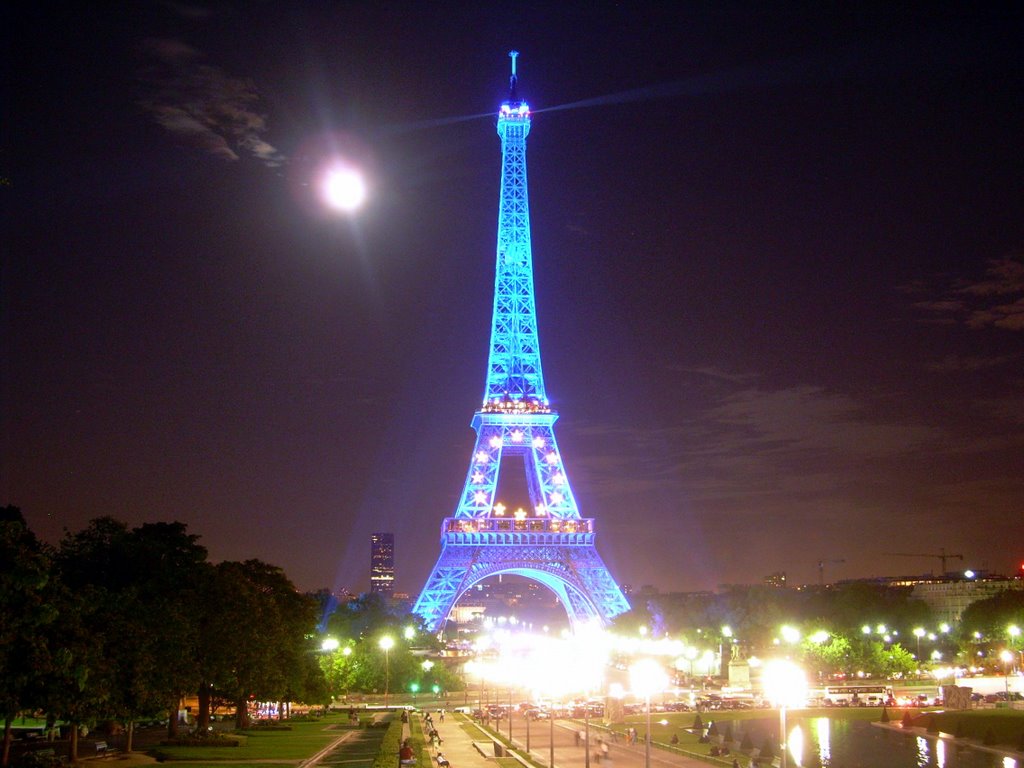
[379,635,395,709]
[1000,650,1013,700]
[549,699,555,768]
[762,660,807,768]
[630,659,668,768]
[321,637,340,652]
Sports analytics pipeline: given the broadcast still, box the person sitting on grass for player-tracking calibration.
[399,741,415,765]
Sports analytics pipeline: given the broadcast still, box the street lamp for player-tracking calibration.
[720,626,733,677]
[583,694,591,768]
[684,646,698,685]
[580,670,604,768]
[780,625,800,645]
[630,659,668,768]
[913,628,925,662]
[379,635,395,709]
[548,699,555,768]
[1000,650,1013,700]
[525,704,531,752]
[762,659,807,768]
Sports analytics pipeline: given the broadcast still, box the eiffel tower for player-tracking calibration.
[413,52,630,634]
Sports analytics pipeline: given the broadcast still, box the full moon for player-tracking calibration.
[322,167,367,212]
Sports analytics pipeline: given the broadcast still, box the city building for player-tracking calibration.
[370,532,394,597]
[910,576,1024,625]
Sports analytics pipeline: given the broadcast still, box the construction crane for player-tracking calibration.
[884,548,964,575]
[817,558,845,585]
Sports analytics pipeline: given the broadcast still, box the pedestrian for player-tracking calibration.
[440,710,445,723]
[601,740,610,763]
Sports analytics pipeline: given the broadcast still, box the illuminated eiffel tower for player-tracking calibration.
[413,52,630,634]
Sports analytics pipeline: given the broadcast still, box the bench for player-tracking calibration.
[94,741,119,758]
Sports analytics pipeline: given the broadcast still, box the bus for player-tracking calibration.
[817,685,894,707]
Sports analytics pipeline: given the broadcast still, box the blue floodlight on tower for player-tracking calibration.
[413,52,630,634]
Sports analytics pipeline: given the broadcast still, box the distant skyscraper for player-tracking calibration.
[370,533,395,597]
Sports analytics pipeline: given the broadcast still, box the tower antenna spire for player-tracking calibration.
[508,49,519,101]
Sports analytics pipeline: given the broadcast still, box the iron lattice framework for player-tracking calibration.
[414,53,630,634]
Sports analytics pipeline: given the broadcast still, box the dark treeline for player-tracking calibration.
[0,507,451,767]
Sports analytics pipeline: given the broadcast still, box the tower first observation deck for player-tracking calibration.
[413,53,630,634]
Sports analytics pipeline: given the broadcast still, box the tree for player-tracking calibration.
[959,591,1024,646]
[800,635,852,680]
[195,560,319,729]
[0,508,61,767]
[876,643,917,679]
[112,522,209,746]
[56,518,210,746]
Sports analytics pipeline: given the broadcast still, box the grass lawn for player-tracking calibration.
[151,715,354,761]
[455,716,490,739]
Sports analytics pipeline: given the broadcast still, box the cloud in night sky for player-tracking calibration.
[573,383,941,506]
[912,256,1024,331]
[927,353,1020,373]
[138,38,285,167]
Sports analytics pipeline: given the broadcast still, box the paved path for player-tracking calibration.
[410,712,732,768]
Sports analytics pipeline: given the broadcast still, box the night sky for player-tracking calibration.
[4,3,1023,598]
